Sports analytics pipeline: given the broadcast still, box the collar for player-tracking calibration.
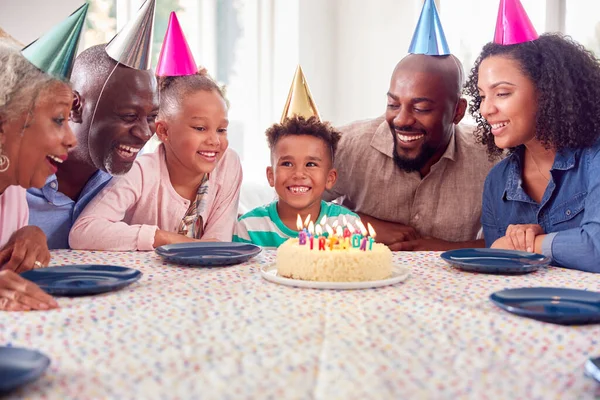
[370,119,458,162]
[502,146,577,202]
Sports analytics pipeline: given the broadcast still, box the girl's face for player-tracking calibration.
[477,55,538,149]
[157,89,229,175]
[0,81,76,188]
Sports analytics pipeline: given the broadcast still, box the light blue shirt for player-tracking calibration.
[26,171,112,249]
[482,143,600,272]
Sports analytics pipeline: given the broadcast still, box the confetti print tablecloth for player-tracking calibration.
[2,250,600,399]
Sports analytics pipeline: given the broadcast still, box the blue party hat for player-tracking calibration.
[408,0,450,56]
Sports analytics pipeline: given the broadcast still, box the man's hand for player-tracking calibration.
[356,213,419,245]
[0,226,51,273]
[388,238,485,251]
[504,224,544,252]
[0,270,58,311]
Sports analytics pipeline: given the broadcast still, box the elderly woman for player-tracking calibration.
[0,38,76,310]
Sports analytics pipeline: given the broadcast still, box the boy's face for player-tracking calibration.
[267,135,337,213]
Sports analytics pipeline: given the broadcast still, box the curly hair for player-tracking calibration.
[265,116,341,163]
[157,68,228,119]
[464,33,600,158]
[0,38,61,125]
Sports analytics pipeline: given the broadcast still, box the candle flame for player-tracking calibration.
[336,226,343,237]
[332,220,339,228]
[367,222,376,238]
[356,220,368,236]
[325,224,334,236]
[346,221,355,232]
[308,221,315,235]
[342,215,348,226]
[296,214,303,231]
[319,215,327,225]
[303,214,311,228]
[315,224,323,236]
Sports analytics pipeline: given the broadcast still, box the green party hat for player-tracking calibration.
[21,3,88,80]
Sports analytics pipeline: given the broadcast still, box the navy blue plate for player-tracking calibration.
[0,347,50,394]
[440,248,550,274]
[20,265,142,296]
[490,287,600,325]
[155,242,262,266]
[585,356,600,383]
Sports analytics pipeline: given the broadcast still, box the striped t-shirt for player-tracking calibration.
[233,200,359,248]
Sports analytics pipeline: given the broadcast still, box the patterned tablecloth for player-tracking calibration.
[2,250,600,399]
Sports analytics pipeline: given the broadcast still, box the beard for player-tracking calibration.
[390,125,436,173]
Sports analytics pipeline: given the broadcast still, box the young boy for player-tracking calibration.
[233,116,359,248]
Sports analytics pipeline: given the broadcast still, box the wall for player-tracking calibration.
[0,0,83,44]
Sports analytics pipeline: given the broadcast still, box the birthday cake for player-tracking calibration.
[276,238,393,282]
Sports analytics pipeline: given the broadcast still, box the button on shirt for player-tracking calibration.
[324,116,496,242]
[26,170,112,249]
[482,143,600,272]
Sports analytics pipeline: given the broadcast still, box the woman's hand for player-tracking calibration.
[504,224,545,252]
[0,226,51,273]
[0,270,58,311]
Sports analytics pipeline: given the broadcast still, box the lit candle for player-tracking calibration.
[332,220,339,229]
[303,214,311,228]
[356,220,368,236]
[351,234,361,248]
[325,224,334,239]
[328,235,337,250]
[315,224,323,238]
[319,215,327,226]
[318,236,326,251]
[308,221,315,236]
[296,214,306,245]
[367,223,377,251]
[342,215,348,226]
[335,226,343,238]
[360,238,367,251]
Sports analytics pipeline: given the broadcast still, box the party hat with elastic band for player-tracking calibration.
[408,0,450,56]
[281,65,320,123]
[21,3,88,80]
[106,0,156,69]
[494,0,538,45]
[156,12,198,77]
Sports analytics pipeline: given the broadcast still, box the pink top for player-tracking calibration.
[0,185,29,248]
[69,145,243,251]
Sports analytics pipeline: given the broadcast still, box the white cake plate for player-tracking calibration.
[260,264,410,290]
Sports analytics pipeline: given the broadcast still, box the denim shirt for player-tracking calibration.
[482,143,600,273]
[26,170,112,249]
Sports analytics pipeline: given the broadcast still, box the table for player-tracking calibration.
[2,250,600,399]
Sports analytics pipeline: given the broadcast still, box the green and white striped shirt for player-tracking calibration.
[233,200,359,248]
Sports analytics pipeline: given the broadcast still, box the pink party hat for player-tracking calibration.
[494,0,538,45]
[156,12,198,77]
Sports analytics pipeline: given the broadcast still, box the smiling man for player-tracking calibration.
[26,44,159,249]
[324,53,496,251]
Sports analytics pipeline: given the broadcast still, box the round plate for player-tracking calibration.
[0,347,50,394]
[20,265,142,296]
[155,242,262,266]
[260,264,410,290]
[440,248,550,274]
[490,287,600,325]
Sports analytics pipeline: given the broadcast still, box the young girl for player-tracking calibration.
[465,25,600,271]
[68,69,242,250]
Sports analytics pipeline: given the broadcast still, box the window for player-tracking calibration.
[565,0,600,55]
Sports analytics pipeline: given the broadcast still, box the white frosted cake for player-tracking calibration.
[276,238,393,282]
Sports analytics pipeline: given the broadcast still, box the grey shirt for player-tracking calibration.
[325,116,496,242]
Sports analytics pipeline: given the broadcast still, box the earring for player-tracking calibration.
[0,154,9,173]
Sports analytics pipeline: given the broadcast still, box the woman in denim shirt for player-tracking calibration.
[464,34,600,273]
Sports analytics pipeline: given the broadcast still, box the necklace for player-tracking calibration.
[528,151,551,182]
